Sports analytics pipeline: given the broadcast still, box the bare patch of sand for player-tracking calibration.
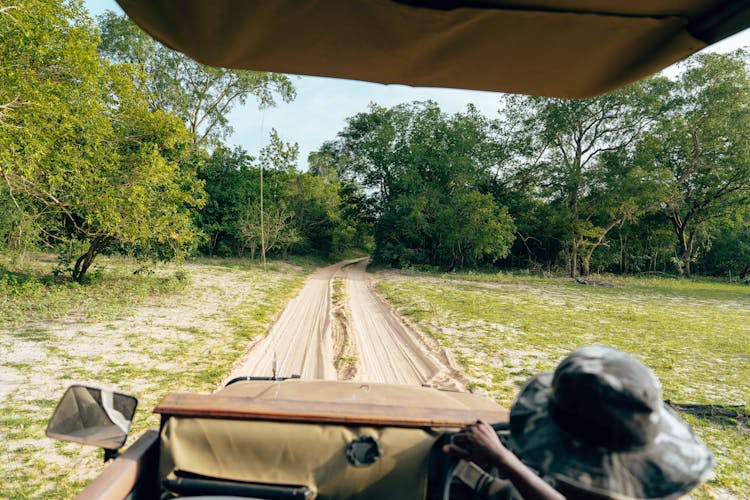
[0,260,308,497]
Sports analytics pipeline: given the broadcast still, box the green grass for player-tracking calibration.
[0,254,190,326]
[0,254,313,499]
[375,270,750,498]
[190,254,329,273]
[331,275,358,376]
[332,276,345,304]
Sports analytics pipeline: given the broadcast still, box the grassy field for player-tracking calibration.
[0,254,314,499]
[2,255,747,498]
[375,270,750,499]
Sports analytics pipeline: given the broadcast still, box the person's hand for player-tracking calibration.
[443,419,566,500]
[442,419,515,467]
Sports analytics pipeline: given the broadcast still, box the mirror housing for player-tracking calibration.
[46,385,137,450]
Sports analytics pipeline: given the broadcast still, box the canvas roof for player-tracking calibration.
[116,0,750,97]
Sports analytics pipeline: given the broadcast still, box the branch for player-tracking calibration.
[195,82,243,131]
[0,169,69,244]
[553,134,571,168]
[696,175,750,210]
[3,170,96,236]
[0,97,21,123]
[580,121,645,168]
[190,72,219,132]
[195,87,245,144]
[0,167,26,218]
[0,5,19,21]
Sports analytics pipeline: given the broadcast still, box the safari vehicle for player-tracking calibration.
[47,378,507,499]
[46,1,750,499]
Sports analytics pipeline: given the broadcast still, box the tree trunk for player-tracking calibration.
[670,211,692,277]
[580,217,623,278]
[517,232,539,269]
[72,236,111,283]
[680,248,692,277]
[581,256,591,278]
[209,231,219,257]
[679,231,695,277]
[570,236,578,278]
[569,191,580,278]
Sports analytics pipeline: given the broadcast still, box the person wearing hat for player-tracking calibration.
[443,345,714,499]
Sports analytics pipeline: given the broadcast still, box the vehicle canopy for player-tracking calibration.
[116,0,750,98]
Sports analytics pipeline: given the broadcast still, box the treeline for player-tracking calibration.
[2,1,748,282]
[0,2,366,281]
[197,137,371,260]
[313,51,750,278]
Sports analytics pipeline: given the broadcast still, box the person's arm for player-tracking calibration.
[443,419,564,500]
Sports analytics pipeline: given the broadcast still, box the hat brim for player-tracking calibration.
[506,373,714,500]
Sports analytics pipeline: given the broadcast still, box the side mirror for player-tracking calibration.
[46,385,137,451]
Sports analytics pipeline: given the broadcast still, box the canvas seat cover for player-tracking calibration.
[160,417,436,499]
[156,381,507,499]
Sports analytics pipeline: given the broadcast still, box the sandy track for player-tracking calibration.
[227,261,352,381]
[345,260,463,388]
[228,259,464,389]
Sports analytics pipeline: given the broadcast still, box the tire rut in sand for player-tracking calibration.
[225,261,353,382]
[344,260,465,390]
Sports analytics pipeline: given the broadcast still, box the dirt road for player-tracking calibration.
[228,261,350,381]
[228,259,463,389]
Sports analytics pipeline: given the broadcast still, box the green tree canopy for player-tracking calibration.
[0,0,204,281]
[97,11,296,148]
[197,146,256,256]
[643,50,750,276]
[325,101,515,269]
[500,79,672,277]
[66,63,205,281]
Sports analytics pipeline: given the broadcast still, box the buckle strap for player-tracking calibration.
[454,460,498,495]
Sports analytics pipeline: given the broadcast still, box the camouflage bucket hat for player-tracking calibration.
[506,346,713,499]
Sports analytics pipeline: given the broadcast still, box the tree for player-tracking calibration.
[644,51,750,276]
[0,0,112,263]
[97,11,296,147]
[503,79,670,277]
[256,130,344,257]
[616,213,675,274]
[197,146,256,256]
[196,131,354,259]
[576,146,671,277]
[67,64,205,281]
[281,173,340,255]
[334,103,407,216]
[309,141,376,254]
[238,203,299,259]
[329,101,515,269]
[702,210,750,280]
[0,1,204,281]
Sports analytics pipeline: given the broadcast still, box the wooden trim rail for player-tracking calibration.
[76,429,160,500]
[154,393,509,428]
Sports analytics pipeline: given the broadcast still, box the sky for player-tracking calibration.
[85,1,750,169]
